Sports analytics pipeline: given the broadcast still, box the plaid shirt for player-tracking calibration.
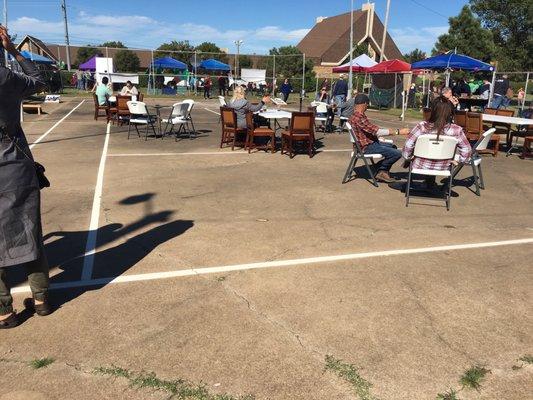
[402,122,472,170]
[349,111,379,150]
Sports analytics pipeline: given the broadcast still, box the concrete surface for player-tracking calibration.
[0,97,532,400]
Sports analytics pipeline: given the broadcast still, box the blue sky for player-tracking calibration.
[6,0,469,54]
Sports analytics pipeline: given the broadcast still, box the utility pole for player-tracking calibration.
[61,0,71,71]
[379,0,391,62]
[234,40,243,79]
[3,0,8,67]
[348,0,354,98]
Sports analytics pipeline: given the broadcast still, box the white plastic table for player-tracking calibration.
[482,114,533,125]
[257,109,292,133]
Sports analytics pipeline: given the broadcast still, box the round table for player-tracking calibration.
[257,109,292,133]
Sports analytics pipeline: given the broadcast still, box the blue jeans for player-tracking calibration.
[364,142,402,172]
[492,94,510,109]
[334,95,346,115]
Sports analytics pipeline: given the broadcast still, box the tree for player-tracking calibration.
[403,49,426,64]
[195,41,228,64]
[470,0,533,70]
[100,41,126,49]
[114,49,140,72]
[264,46,315,92]
[433,5,496,63]
[238,55,252,69]
[75,46,102,66]
[154,40,194,63]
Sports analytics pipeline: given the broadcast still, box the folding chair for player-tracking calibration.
[313,102,329,132]
[126,101,157,140]
[452,128,495,196]
[161,102,190,140]
[181,99,197,137]
[405,134,458,211]
[342,122,384,187]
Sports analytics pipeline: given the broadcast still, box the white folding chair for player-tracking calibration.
[126,101,157,141]
[181,99,196,138]
[452,128,495,196]
[161,102,189,139]
[313,102,329,132]
[405,134,458,210]
[218,96,227,106]
[342,122,384,187]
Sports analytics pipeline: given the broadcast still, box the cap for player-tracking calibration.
[354,94,370,105]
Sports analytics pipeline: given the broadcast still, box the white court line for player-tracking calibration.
[107,149,352,157]
[80,122,111,280]
[204,107,221,116]
[29,100,85,149]
[11,237,533,294]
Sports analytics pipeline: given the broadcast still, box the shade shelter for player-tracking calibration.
[333,54,377,73]
[411,52,494,106]
[153,57,188,70]
[367,59,411,74]
[20,50,55,65]
[367,59,411,109]
[79,56,97,71]
[198,59,230,71]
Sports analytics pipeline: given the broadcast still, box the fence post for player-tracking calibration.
[194,51,198,96]
[522,72,530,111]
[300,53,305,112]
[488,68,496,108]
[272,54,276,97]
[150,49,154,95]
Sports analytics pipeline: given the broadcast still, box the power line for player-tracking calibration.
[408,0,449,19]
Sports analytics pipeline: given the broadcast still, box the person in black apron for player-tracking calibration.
[0,26,51,329]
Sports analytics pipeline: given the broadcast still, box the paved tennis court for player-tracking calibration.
[1,97,532,400]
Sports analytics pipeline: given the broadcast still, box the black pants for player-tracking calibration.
[204,87,210,99]
[219,87,226,96]
[282,93,289,102]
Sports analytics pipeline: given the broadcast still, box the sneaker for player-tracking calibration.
[375,170,395,183]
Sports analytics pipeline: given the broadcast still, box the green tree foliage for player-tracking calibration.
[155,40,194,63]
[114,49,140,72]
[470,0,533,71]
[238,55,253,69]
[195,41,228,64]
[403,48,427,63]
[260,46,315,92]
[75,46,102,66]
[100,41,126,49]
[433,5,495,63]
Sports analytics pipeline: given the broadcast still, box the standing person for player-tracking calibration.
[492,74,510,109]
[217,74,226,96]
[280,78,293,102]
[203,75,212,99]
[332,74,348,115]
[0,26,51,329]
[348,94,409,183]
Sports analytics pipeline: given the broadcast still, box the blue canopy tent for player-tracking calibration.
[153,57,187,70]
[198,58,230,71]
[412,52,495,107]
[19,50,55,65]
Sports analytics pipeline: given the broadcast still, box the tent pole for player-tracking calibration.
[522,72,530,111]
[426,74,431,108]
[272,54,276,97]
[422,74,425,99]
[488,68,496,108]
[393,73,397,108]
[194,51,197,96]
[315,73,319,95]
[150,50,155,95]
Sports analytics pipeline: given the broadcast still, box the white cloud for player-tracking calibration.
[389,26,448,53]
[10,13,310,54]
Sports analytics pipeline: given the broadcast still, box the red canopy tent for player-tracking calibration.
[367,59,411,73]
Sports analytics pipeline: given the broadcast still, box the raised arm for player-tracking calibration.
[0,25,47,97]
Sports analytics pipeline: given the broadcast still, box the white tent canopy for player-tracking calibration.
[334,54,378,72]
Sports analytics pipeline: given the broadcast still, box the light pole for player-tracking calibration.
[234,40,243,80]
[379,0,391,62]
[348,0,354,98]
[3,0,8,67]
[61,0,71,71]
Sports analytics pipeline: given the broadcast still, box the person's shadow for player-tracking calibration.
[9,193,193,317]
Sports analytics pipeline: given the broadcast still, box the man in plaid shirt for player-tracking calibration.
[349,94,409,183]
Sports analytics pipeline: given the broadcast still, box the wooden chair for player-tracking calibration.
[281,112,315,158]
[466,112,500,156]
[220,106,246,150]
[137,92,144,102]
[245,111,275,153]
[422,107,431,122]
[482,107,498,131]
[521,136,533,158]
[495,109,514,146]
[114,95,131,125]
[454,110,467,129]
[92,93,108,120]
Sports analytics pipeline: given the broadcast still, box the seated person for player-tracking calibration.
[95,76,113,105]
[402,96,472,187]
[441,87,459,108]
[349,94,409,183]
[228,86,270,129]
[120,80,138,96]
[315,87,330,104]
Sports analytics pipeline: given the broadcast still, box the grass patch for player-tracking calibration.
[324,355,378,400]
[94,365,254,400]
[459,365,490,390]
[518,355,533,364]
[436,389,461,400]
[29,357,55,369]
